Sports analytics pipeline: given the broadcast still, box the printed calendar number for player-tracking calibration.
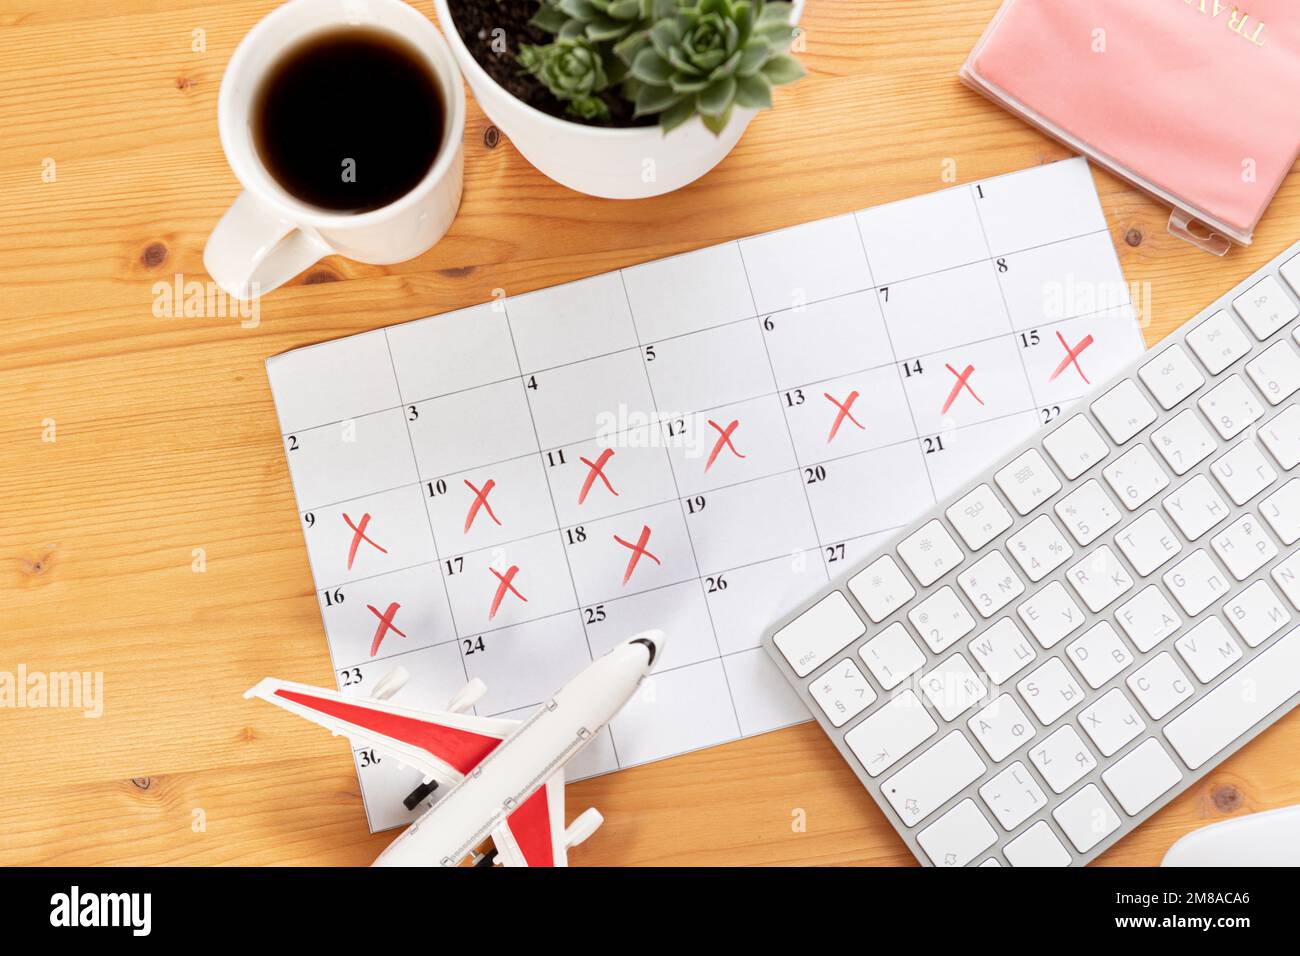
[323,587,345,606]
[339,666,362,687]
[584,604,606,624]
[462,636,486,655]
[357,748,381,767]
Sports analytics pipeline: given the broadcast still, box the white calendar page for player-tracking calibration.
[266,158,1145,831]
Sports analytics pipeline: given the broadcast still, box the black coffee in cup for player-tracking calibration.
[252,26,445,213]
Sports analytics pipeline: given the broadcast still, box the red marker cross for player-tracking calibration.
[367,601,406,656]
[942,363,985,414]
[1050,331,1095,384]
[464,478,501,533]
[824,391,864,443]
[705,418,745,471]
[613,525,660,584]
[578,448,618,504]
[488,564,526,619]
[343,512,388,570]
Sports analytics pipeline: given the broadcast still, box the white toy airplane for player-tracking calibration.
[244,630,664,867]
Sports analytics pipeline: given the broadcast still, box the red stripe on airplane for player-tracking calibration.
[274,689,501,774]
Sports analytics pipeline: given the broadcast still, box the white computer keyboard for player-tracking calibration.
[765,241,1300,867]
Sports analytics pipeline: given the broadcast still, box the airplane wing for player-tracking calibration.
[491,770,570,867]
[245,677,519,786]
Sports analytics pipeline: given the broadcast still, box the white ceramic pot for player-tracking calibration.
[432,0,802,199]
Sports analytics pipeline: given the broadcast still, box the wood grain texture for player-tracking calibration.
[2,0,1298,867]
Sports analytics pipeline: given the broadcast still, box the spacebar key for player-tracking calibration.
[1164,626,1300,770]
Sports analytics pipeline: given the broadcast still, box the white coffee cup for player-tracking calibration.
[204,0,465,301]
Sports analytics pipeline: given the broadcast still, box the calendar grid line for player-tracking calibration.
[380,327,473,697]
[281,300,1128,448]
[617,268,740,742]
[737,239,833,581]
[307,400,1091,597]
[850,210,939,511]
[497,297,598,674]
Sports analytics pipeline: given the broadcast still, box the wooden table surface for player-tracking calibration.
[3,0,1299,867]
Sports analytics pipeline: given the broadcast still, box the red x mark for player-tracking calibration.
[464,478,501,533]
[705,418,746,471]
[1050,331,1095,384]
[613,525,660,585]
[366,601,407,656]
[488,564,526,619]
[942,363,985,414]
[343,512,388,570]
[824,391,864,443]
[578,448,618,504]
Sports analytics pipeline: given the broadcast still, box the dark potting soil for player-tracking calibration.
[446,0,654,128]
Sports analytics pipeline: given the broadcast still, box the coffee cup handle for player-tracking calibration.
[203,191,332,301]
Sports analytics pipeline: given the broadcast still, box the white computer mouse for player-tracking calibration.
[1162,804,1300,866]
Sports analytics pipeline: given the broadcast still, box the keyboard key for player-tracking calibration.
[958,550,1024,618]
[966,617,1036,684]
[919,653,987,721]
[978,761,1047,831]
[881,731,986,827]
[1043,414,1109,479]
[1164,625,1300,769]
[916,799,996,867]
[1030,723,1096,793]
[1139,344,1205,409]
[1224,581,1291,647]
[1055,479,1122,545]
[1199,374,1264,440]
[1102,738,1182,815]
[1079,688,1145,757]
[773,590,865,677]
[1272,552,1300,610]
[1246,341,1300,405]
[1053,784,1121,852]
[1007,514,1073,582]
[1175,617,1242,683]
[1261,479,1300,545]
[1116,586,1181,653]
[1127,652,1194,719]
[1164,550,1231,615]
[1065,544,1134,612]
[1091,380,1157,444]
[908,586,975,654]
[1152,410,1217,475]
[1234,274,1298,339]
[1018,657,1085,726]
[946,484,1013,550]
[1259,406,1300,469]
[896,519,964,587]
[809,659,877,728]
[1103,445,1170,511]
[858,622,926,690]
[1114,510,1181,576]
[995,449,1062,516]
[967,694,1036,761]
[1210,440,1277,505]
[1018,580,1086,649]
[845,690,937,777]
[1211,514,1278,580]
[1162,474,1230,540]
[1282,252,1300,296]
[1066,621,1135,689]
[1004,820,1071,866]
[848,554,916,623]
[1186,310,1252,374]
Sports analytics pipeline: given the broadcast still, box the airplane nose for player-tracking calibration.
[628,629,666,668]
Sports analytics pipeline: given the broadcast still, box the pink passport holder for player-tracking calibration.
[962,0,1300,254]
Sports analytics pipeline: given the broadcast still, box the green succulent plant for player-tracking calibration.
[624,0,803,133]
[517,35,612,120]
[519,0,803,134]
